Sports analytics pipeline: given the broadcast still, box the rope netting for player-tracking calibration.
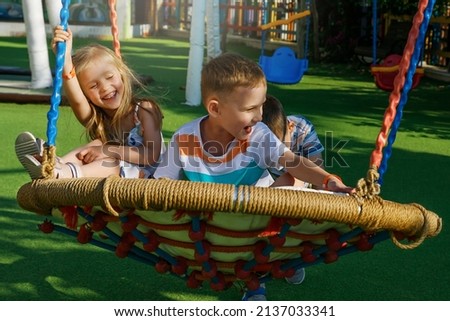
[16,0,443,291]
[17,176,442,290]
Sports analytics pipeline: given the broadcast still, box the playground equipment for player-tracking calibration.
[369,0,425,91]
[258,4,311,85]
[16,0,442,294]
[371,53,424,91]
[354,19,413,65]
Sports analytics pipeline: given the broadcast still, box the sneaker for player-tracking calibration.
[242,283,266,301]
[15,132,41,168]
[21,154,44,180]
[35,137,45,155]
[285,268,306,285]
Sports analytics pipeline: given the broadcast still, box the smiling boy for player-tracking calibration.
[154,53,352,300]
[155,53,351,192]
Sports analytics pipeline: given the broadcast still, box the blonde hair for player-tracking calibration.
[72,44,163,144]
[201,52,266,103]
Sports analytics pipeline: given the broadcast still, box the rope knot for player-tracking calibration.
[355,166,381,201]
[391,204,443,250]
[41,145,57,179]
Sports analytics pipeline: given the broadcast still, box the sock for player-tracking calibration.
[56,162,82,178]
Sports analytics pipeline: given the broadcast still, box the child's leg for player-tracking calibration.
[20,155,120,179]
[20,155,81,179]
[74,158,120,178]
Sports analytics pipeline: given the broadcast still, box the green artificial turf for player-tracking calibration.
[0,36,449,301]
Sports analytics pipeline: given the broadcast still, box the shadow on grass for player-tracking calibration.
[1,195,240,300]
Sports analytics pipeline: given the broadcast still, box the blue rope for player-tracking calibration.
[260,0,267,58]
[47,0,70,147]
[303,0,311,59]
[378,0,436,184]
[52,223,187,281]
[372,0,378,64]
[280,230,390,275]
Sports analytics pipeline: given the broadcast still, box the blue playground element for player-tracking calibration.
[259,46,308,84]
[258,1,311,85]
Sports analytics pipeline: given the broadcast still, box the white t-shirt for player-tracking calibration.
[154,116,288,187]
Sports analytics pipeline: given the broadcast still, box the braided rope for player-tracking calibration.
[135,216,326,241]
[391,204,442,249]
[303,0,311,58]
[108,0,121,58]
[17,177,442,246]
[354,166,380,201]
[378,0,435,184]
[41,145,57,179]
[42,0,70,178]
[47,0,70,148]
[42,0,121,179]
[363,0,431,196]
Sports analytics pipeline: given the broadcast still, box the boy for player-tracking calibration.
[262,94,324,188]
[154,52,353,300]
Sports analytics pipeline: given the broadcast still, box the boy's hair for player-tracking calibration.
[262,94,287,141]
[73,44,163,144]
[201,52,266,103]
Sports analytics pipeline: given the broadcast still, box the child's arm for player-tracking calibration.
[125,100,163,166]
[52,26,92,126]
[80,101,163,166]
[279,150,353,193]
[308,153,324,168]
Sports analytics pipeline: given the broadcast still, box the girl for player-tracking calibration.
[16,26,164,179]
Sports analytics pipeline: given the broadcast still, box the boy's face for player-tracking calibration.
[216,84,267,141]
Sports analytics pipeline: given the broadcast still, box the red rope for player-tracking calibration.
[108,0,121,58]
[369,0,427,168]
[137,216,331,241]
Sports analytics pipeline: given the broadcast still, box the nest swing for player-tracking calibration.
[17,0,442,293]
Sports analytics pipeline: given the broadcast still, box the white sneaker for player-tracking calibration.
[21,154,43,180]
[15,132,41,167]
[285,268,306,285]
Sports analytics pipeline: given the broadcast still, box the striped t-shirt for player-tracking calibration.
[268,115,324,180]
[154,116,288,186]
[287,115,324,157]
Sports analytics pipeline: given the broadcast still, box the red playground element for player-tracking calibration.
[370,54,424,91]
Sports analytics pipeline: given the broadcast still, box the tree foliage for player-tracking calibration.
[316,0,449,62]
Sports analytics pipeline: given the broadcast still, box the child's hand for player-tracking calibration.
[324,175,355,194]
[51,25,72,57]
[76,146,107,164]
